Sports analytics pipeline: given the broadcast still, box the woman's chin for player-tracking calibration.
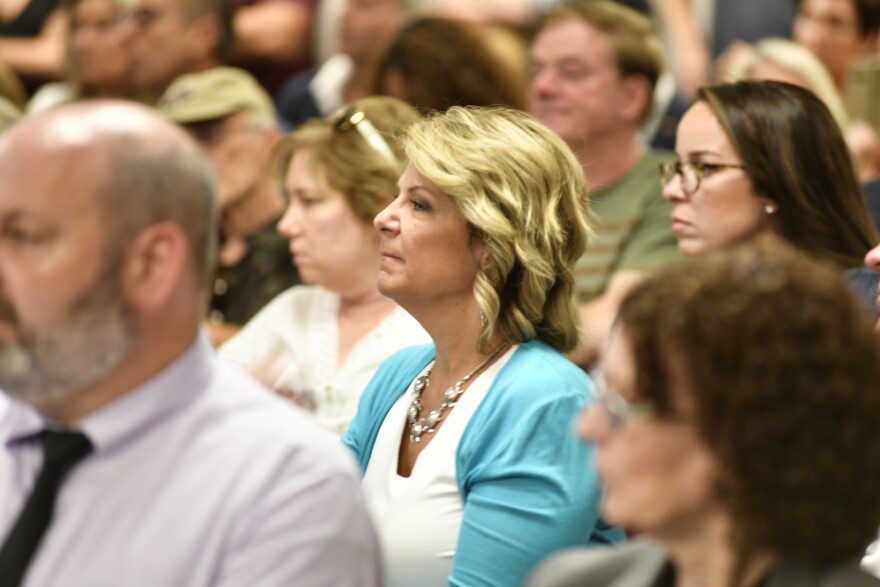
[600,495,631,528]
[677,238,709,257]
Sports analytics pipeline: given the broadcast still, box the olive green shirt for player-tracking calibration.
[575,150,680,303]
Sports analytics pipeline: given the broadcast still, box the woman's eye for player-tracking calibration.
[4,227,42,246]
[693,162,719,177]
[411,199,430,212]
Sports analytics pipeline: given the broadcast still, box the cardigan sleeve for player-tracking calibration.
[449,383,613,587]
[446,342,625,587]
[342,343,436,472]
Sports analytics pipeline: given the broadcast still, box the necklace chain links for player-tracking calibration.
[407,340,509,443]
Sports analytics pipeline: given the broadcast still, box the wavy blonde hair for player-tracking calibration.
[402,106,591,353]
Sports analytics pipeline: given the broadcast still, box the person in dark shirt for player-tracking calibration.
[159,66,299,345]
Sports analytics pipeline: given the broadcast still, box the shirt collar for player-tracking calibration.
[0,336,215,453]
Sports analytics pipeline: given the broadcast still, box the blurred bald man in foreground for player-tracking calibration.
[0,101,380,587]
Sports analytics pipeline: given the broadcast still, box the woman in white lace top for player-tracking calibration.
[220,97,430,434]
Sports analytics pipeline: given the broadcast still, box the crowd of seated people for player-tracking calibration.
[1,0,880,586]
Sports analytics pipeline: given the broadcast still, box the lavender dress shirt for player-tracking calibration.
[0,337,381,587]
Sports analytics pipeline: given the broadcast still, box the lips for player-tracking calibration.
[670,217,691,234]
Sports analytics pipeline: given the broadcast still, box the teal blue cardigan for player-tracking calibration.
[343,339,624,587]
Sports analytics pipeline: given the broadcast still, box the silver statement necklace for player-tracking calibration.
[407,340,509,443]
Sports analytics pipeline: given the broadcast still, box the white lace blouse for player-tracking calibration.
[219,285,430,434]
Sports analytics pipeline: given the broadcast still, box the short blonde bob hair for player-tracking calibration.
[275,96,421,224]
[402,106,590,353]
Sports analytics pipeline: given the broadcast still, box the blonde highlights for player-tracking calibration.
[402,106,590,352]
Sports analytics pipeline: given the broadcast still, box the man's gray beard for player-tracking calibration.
[0,276,135,408]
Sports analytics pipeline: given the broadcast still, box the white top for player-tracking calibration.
[219,285,430,434]
[309,53,353,116]
[27,82,77,114]
[863,535,880,577]
[362,346,517,587]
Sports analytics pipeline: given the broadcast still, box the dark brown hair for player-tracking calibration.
[374,16,526,113]
[699,81,877,269]
[183,0,234,63]
[796,0,880,38]
[619,244,880,563]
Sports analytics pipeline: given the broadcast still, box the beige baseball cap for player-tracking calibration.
[158,66,276,124]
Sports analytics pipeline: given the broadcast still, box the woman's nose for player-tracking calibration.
[277,200,302,239]
[374,200,398,234]
[662,173,687,203]
[576,402,611,444]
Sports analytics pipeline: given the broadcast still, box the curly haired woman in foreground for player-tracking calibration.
[529,244,880,587]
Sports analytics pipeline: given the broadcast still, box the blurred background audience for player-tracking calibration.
[373,15,526,113]
[28,0,136,112]
[0,0,68,93]
[275,0,411,129]
[228,0,314,94]
[126,0,232,104]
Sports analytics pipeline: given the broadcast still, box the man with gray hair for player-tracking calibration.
[0,101,380,587]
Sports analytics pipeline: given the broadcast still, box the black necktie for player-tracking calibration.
[0,430,93,587]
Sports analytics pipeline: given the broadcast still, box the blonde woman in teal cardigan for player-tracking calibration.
[343,106,622,587]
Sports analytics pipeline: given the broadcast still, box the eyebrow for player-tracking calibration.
[0,210,26,224]
[288,187,323,198]
[396,183,434,196]
[679,149,725,159]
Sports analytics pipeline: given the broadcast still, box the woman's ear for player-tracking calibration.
[471,236,494,271]
[617,74,653,125]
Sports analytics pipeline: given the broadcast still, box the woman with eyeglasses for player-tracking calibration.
[659,80,879,317]
[528,245,880,587]
[219,96,430,435]
[343,106,622,587]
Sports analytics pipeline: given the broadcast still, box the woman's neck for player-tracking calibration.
[417,298,507,382]
[337,284,396,314]
[663,511,776,587]
[335,281,399,367]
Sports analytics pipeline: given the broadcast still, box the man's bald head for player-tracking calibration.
[0,100,219,289]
